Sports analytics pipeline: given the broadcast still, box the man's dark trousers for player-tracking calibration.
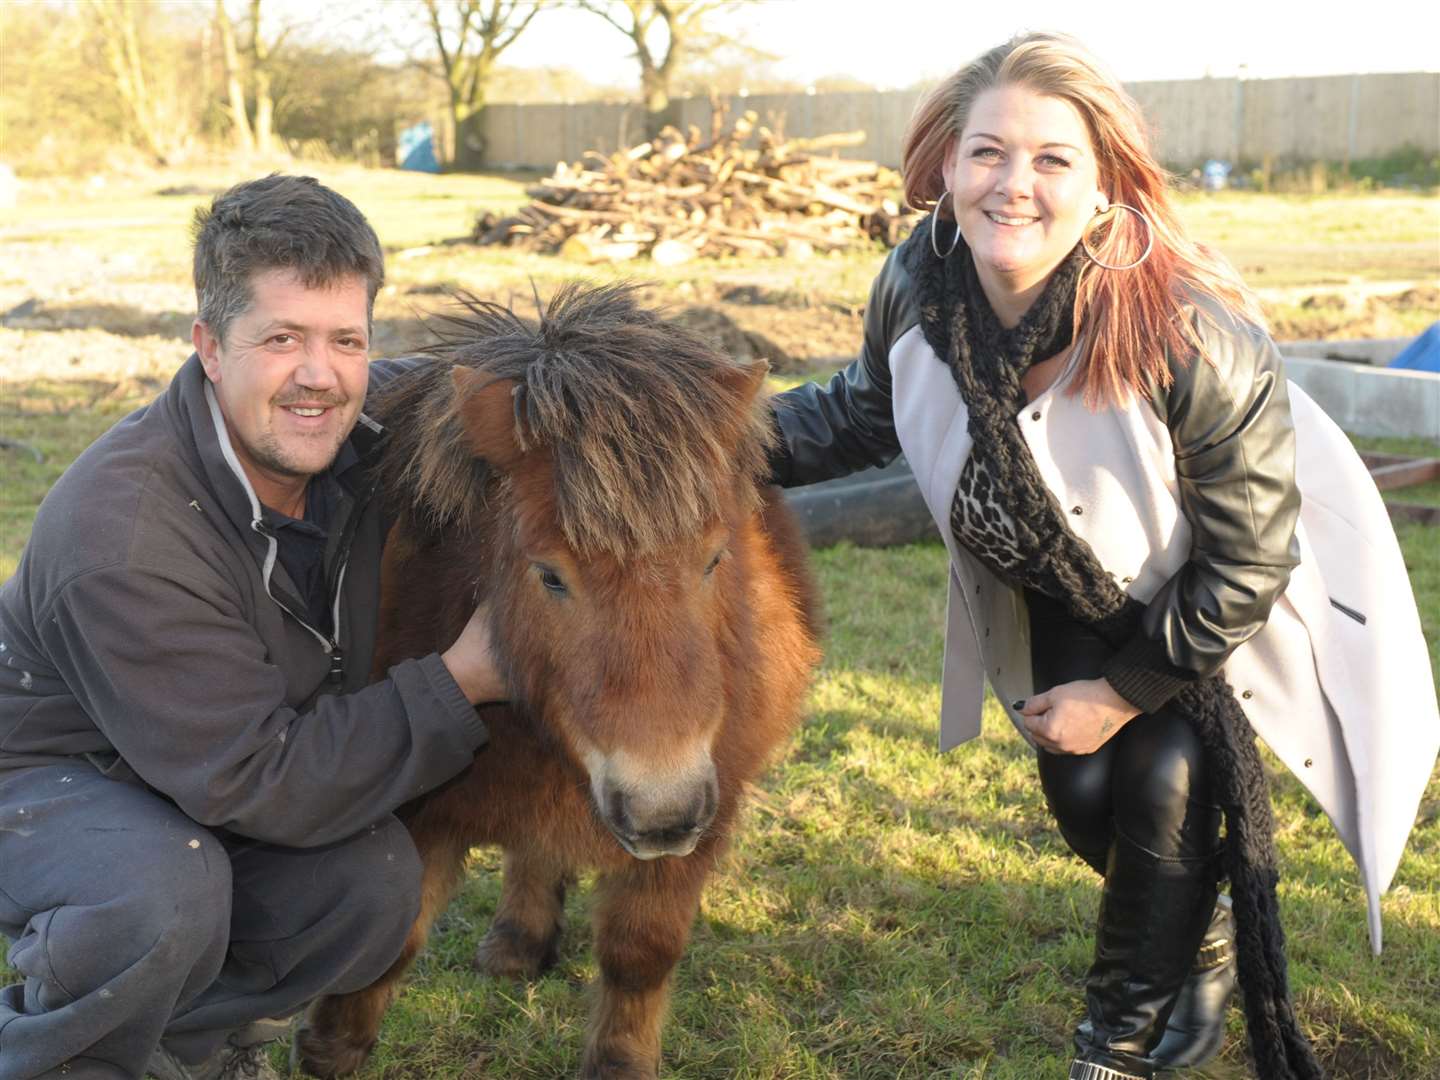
[0,765,424,1079]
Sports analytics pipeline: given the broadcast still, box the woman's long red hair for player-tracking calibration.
[902,32,1267,406]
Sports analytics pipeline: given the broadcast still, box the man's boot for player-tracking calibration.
[147,1019,288,1080]
[1069,832,1219,1079]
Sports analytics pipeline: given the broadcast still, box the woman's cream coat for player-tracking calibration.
[889,322,1439,954]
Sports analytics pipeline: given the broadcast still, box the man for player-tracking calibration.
[0,175,502,1080]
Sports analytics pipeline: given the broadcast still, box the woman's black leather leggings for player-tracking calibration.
[1025,590,1222,871]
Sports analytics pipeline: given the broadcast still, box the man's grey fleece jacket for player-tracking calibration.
[0,354,487,847]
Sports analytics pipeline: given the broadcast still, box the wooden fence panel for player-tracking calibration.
[478,72,1438,171]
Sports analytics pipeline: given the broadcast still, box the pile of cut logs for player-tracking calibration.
[471,112,920,263]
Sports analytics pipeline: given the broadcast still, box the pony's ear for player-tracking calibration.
[452,367,523,469]
[721,359,769,406]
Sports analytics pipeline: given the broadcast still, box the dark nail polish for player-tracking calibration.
[1011,700,1026,710]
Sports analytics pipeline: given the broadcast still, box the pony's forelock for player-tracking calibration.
[373,282,774,557]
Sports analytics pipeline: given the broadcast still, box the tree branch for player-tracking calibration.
[492,0,543,56]
[576,0,634,39]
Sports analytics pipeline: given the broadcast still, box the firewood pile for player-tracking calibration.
[471,112,920,263]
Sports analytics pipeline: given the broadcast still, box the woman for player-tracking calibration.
[769,32,1438,1080]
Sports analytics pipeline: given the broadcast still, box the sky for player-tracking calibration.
[485,0,1440,89]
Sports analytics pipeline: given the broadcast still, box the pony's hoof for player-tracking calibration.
[475,919,560,979]
[290,1021,375,1079]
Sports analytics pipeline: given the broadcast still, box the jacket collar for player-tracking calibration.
[164,351,388,563]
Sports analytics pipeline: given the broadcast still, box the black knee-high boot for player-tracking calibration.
[1074,893,1236,1071]
[1148,894,1236,1069]
[1069,831,1220,1079]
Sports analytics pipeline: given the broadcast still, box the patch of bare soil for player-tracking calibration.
[385,275,1435,376]
[681,284,864,370]
[0,243,194,316]
[9,259,1428,395]
[375,280,864,373]
[669,305,799,373]
[0,326,186,387]
[666,284,870,373]
[1264,283,1440,341]
[2,299,192,341]
[688,278,1437,365]
[1306,1010,1413,1080]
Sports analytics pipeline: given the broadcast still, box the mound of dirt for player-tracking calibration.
[372,284,862,374]
[1386,284,1440,311]
[1265,283,1439,342]
[2,299,191,340]
[671,306,799,374]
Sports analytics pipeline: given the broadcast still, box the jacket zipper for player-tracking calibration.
[252,517,345,687]
[206,379,364,692]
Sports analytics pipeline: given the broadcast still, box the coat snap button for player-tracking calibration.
[1242,690,1253,699]
[1304,758,1314,768]
[1031,410,1041,421]
[1071,506,1083,515]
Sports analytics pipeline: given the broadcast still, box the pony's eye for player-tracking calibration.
[704,550,727,576]
[537,567,568,595]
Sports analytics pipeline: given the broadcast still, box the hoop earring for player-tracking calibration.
[930,189,961,259]
[1081,203,1154,270]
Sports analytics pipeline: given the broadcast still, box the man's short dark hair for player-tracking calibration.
[192,174,385,343]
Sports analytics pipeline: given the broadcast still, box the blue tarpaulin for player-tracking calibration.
[1389,323,1440,373]
[398,122,439,173]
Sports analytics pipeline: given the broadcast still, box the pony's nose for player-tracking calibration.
[604,772,718,860]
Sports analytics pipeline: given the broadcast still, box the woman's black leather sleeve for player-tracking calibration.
[1102,308,1302,714]
[766,249,917,488]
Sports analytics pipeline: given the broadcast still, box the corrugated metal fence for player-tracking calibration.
[478,71,1439,171]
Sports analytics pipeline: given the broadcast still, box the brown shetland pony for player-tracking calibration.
[292,283,822,1079]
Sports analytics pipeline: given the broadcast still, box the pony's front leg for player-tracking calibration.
[581,857,710,1080]
[476,847,572,978]
[293,809,474,1078]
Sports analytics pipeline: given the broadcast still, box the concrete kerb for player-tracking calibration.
[1282,338,1416,366]
[1282,355,1440,440]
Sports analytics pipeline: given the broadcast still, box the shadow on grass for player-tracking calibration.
[3,752,1426,1078]
[349,814,1425,1078]
[2,376,169,414]
[3,301,192,339]
[366,842,1093,1077]
[0,299,445,363]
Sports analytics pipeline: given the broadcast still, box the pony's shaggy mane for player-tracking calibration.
[371,282,775,557]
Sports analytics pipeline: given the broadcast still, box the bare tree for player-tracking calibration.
[82,0,196,163]
[212,0,292,155]
[419,0,546,170]
[246,0,277,154]
[10,2,210,172]
[578,0,725,135]
[214,0,254,152]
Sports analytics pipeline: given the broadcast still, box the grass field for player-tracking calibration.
[1,169,1438,1078]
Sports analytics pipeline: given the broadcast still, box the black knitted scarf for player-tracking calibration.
[906,218,1324,1080]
